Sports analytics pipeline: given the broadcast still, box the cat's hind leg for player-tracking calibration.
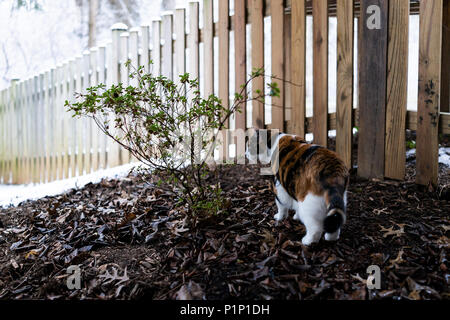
[273,181,293,222]
[274,196,289,221]
[299,193,326,246]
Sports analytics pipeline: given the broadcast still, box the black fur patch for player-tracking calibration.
[323,212,343,233]
[300,145,321,162]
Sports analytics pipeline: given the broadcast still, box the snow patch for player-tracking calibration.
[0,162,138,208]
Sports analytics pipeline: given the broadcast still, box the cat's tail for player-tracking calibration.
[323,183,347,233]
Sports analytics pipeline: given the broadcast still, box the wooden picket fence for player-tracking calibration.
[0,0,449,186]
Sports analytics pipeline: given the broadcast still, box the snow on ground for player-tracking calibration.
[438,147,450,167]
[406,147,450,168]
[0,162,138,208]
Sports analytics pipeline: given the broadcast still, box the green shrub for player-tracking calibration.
[66,61,278,222]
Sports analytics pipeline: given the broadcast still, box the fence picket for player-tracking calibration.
[441,0,450,113]
[98,46,107,170]
[270,0,285,130]
[336,0,354,169]
[251,0,264,129]
[67,60,76,178]
[175,8,186,85]
[416,0,443,186]
[385,1,408,180]
[218,0,229,161]
[74,56,83,176]
[129,28,139,86]
[152,20,162,77]
[109,24,127,168]
[17,81,24,183]
[120,32,130,165]
[162,13,173,80]
[27,77,34,182]
[357,0,388,179]
[234,0,247,131]
[189,1,199,85]
[10,80,17,184]
[284,10,292,133]
[90,49,99,172]
[203,0,214,97]
[141,25,150,73]
[43,71,50,182]
[312,0,329,147]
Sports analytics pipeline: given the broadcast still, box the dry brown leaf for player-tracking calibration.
[380,224,405,238]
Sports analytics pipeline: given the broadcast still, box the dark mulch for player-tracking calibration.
[0,157,449,300]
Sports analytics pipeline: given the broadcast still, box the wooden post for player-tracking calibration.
[251,0,264,128]
[336,0,354,169]
[270,0,284,131]
[291,0,306,137]
[313,0,329,147]
[416,0,443,186]
[357,0,388,179]
[385,1,409,180]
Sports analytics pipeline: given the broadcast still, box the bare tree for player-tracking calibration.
[88,0,98,48]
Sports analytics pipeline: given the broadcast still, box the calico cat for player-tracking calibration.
[246,130,349,246]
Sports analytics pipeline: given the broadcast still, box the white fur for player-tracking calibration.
[274,183,344,246]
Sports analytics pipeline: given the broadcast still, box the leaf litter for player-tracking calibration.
[0,155,449,300]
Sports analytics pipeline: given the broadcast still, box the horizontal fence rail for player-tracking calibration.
[0,0,448,186]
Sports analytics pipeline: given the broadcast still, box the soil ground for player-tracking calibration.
[0,139,449,300]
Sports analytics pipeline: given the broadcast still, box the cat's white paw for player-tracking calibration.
[293,211,301,221]
[274,211,287,221]
[301,235,318,246]
[324,230,340,241]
